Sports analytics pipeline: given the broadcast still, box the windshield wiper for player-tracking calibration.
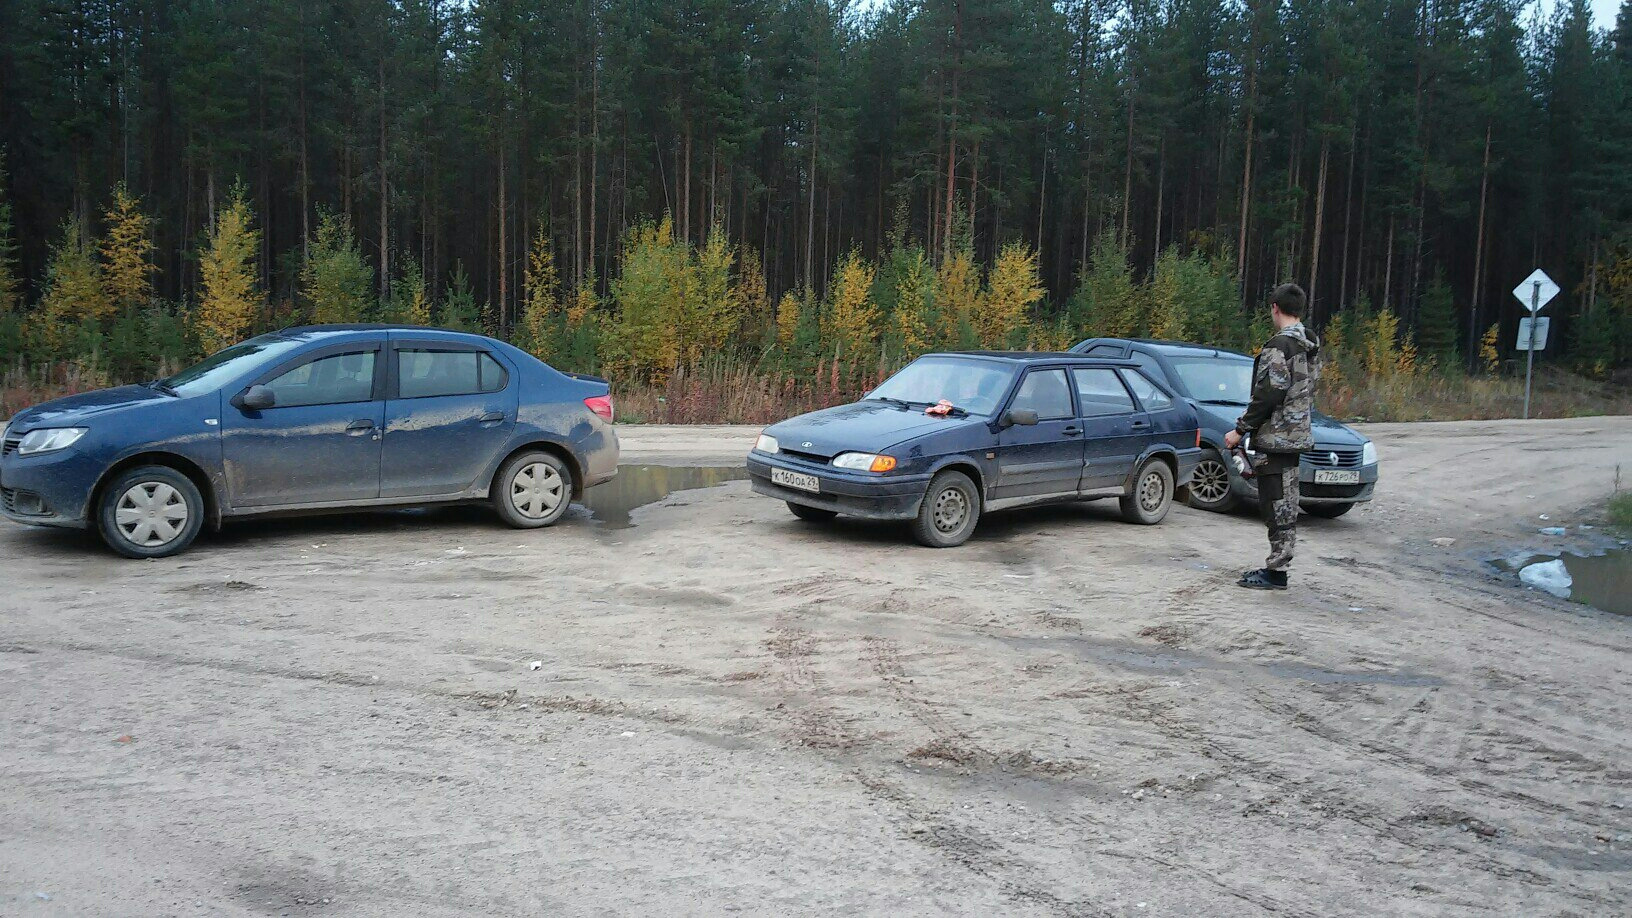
[869,396,915,411]
[1198,398,1247,406]
[145,379,180,397]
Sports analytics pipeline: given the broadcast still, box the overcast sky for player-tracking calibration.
[1590,0,1622,30]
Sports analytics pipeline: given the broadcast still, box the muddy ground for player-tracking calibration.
[2,417,1629,916]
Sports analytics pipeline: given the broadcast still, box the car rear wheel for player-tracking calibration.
[1186,449,1241,513]
[1120,458,1174,525]
[1303,502,1355,519]
[911,470,980,548]
[97,466,205,559]
[493,451,574,529]
[787,502,837,523]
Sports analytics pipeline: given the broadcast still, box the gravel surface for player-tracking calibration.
[2,417,1630,916]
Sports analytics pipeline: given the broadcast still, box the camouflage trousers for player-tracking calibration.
[1255,453,1300,571]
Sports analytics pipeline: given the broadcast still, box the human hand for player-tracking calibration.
[1224,430,1242,450]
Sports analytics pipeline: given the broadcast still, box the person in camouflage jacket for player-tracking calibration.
[1223,283,1321,590]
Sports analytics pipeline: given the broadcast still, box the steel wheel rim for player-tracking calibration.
[932,487,968,533]
[1192,459,1231,504]
[1139,471,1167,513]
[115,481,189,547]
[511,462,565,519]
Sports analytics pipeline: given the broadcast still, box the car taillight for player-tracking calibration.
[1196,428,1202,447]
[585,395,614,422]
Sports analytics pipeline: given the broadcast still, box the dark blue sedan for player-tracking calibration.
[0,324,619,557]
[1070,338,1378,517]
[746,352,1203,547]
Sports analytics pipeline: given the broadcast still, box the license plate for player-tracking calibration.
[771,468,820,493]
[1314,469,1360,485]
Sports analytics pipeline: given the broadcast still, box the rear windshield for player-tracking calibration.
[866,357,1015,417]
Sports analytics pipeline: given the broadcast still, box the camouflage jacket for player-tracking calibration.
[1236,322,1321,454]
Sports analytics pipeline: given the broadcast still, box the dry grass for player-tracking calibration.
[615,356,887,425]
[1321,368,1632,422]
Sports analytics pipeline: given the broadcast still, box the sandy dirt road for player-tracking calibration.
[2,418,1629,916]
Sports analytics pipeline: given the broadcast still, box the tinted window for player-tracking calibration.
[1169,356,1252,404]
[264,351,376,407]
[399,350,508,398]
[1084,344,1125,357]
[1130,351,1168,383]
[1012,369,1074,420]
[1072,368,1136,417]
[1123,371,1173,411]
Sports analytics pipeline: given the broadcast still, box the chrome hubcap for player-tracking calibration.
[1139,471,1167,513]
[511,462,565,519]
[115,481,189,547]
[1192,459,1230,504]
[932,487,968,533]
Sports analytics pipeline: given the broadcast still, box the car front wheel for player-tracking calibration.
[911,470,980,548]
[493,451,575,528]
[1120,458,1175,525]
[97,465,205,558]
[1186,449,1241,513]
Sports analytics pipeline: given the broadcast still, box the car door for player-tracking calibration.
[381,341,518,498]
[991,367,1083,503]
[1120,369,1182,453]
[221,343,386,508]
[1071,367,1145,491]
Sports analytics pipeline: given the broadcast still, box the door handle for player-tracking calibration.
[478,411,506,425]
[1062,427,1082,436]
[1130,420,1151,430]
[346,419,376,436]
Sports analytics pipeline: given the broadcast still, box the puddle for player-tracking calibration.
[580,464,748,529]
[1496,546,1632,616]
[1000,635,1443,686]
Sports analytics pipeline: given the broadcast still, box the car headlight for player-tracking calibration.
[17,427,87,456]
[1361,441,1377,466]
[831,452,897,473]
[755,433,779,454]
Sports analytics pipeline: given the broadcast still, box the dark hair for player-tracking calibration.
[1270,283,1306,318]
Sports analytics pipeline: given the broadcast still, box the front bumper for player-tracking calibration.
[0,446,99,528]
[746,451,931,521]
[1231,459,1379,505]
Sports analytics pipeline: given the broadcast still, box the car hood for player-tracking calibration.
[766,401,985,459]
[7,385,176,430]
[1191,401,1367,447]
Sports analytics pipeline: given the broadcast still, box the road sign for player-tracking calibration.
[1512,269,1559,313]
[1516,317,1550,351]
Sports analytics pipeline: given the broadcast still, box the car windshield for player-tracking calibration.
[1168,356,1253,404]
[161,337,305,395]
[866,357,1014,416]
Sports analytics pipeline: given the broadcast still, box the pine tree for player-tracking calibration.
[41,217,111,330]
[735,247,770,346]
[825,249,879,361]
[934,249,981,350]
[690,227,741,357]
[1416,272,1459,367]
[440,262,481,332]
[0,153,19,315]
[1070,230,1138,337]
[100,183,156,314]
[301,211,374,324]
[385,255,432,325]
[978,242,1043,348]
[775,290,802,348]
[522,224,561,358]
[196,189,261,353]
[890,244,934,356]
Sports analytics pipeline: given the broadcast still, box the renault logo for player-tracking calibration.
[1328,452,1339,465]
[802,441,814,448]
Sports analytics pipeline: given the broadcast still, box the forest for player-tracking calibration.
[1,0,1630,421]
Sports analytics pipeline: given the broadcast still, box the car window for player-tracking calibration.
[1071,368,1136,417]
[1130,351,1168,384]
[1012,369,1074,420]
[398,350,508,398]
[1123,370,1174,411]
[263,351,377,408]
[867,356,1014,416]
[1168,356,1252,404]
[162,337,306,395]
[1084,344,1125,357]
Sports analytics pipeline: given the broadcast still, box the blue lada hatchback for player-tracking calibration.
[746,352,1203,547]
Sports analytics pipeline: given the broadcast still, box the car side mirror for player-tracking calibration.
[1002,408,1039,428]
[236,385,275,411]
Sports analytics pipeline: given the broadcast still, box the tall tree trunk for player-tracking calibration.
[942,0,962,262]
[1468,121,1491,371]
[498,140,508,330]
[681,121,692,245]
[806,105,819,288]
[1121,84,1136,247]
[1237,63,1256,285]
[1337,123,1357,313]
[1383,217,1395,310]
[1307,137,1330,322]
[379,55,389,302]
[1152,139,1165,266]
[588,52,599,287]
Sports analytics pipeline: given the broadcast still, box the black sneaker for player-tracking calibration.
[1237,568,1288,590]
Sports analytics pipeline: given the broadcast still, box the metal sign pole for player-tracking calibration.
[1523,281,1538,419]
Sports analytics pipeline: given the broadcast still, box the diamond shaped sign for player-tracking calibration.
[1512,269,1559,313]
